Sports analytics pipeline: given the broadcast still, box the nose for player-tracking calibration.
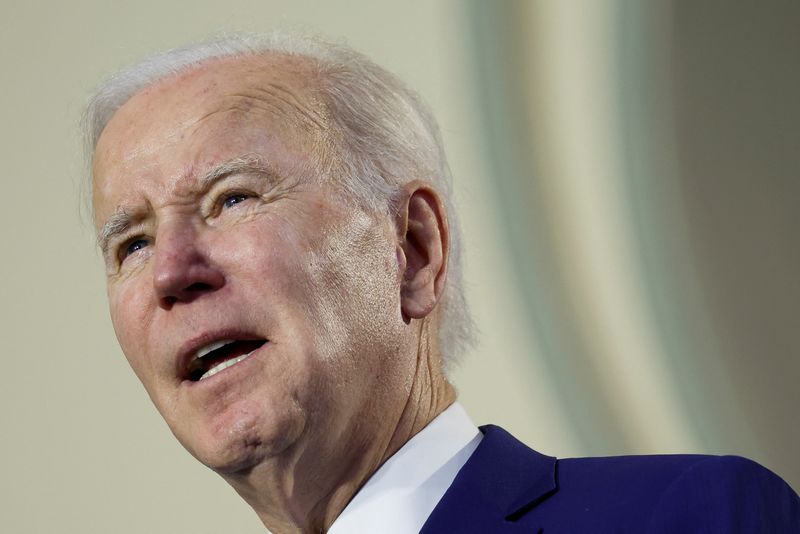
[152,222,225,309]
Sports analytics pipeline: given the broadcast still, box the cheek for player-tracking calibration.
[304,221,402,356]
[107,279,153,374]
[220,223,297,299]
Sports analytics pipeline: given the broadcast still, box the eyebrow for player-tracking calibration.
[199,153,275,190]
[97,154,277,256]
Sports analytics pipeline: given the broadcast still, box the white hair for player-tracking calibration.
[83,31,475,369]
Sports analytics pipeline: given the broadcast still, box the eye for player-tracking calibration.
[121,238,149,260]
[222,193,251,209]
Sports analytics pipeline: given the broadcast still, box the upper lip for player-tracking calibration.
[176,329,266,381]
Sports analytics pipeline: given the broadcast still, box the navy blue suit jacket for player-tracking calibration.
[420,425,800,533]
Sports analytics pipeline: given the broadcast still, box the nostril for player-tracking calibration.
[186,282,214,292]
[159,282,217,309]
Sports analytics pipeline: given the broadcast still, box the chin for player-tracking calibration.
[200,440,269,476]
[178,402,306,475]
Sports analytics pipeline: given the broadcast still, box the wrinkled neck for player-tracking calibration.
[223,317,455,533]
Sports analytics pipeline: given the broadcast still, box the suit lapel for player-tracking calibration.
[420,425,558,533]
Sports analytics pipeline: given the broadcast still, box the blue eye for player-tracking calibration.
[124,238,149,258]
[223,194,250,209]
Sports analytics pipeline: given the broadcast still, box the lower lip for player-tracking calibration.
[186,343,267,386]
[199,351,255,381]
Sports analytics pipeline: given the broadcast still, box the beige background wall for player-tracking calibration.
[1,1,796,532]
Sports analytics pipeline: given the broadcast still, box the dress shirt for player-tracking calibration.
[328,402,482,534]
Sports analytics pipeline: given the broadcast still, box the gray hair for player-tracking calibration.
[83,31,475,369]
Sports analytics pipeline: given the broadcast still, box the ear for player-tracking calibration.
[395,181,450,322]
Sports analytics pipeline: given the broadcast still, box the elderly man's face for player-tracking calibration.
[92,55,415,473]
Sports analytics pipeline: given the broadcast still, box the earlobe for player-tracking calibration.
[397,182,449,321]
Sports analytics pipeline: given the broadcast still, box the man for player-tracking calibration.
[86,33,798,532]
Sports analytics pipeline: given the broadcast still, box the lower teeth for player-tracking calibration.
[199,352,253,381]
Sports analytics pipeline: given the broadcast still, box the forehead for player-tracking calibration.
[92,53,329,226]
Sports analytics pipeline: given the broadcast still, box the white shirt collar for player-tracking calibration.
[328,402,482,534]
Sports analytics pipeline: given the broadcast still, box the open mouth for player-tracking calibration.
[186,339,267,382]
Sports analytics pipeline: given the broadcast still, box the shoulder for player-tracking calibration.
[550,453,800,532]
[631,454,797,533]
[461,426,800,533]
[558,451,781,490]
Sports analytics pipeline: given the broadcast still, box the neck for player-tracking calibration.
[221,319,456,533]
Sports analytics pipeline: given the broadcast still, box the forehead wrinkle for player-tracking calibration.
[229,93,316,132]
[191,79,328,135]
[260,82,328,131]
[185,96,332,183]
